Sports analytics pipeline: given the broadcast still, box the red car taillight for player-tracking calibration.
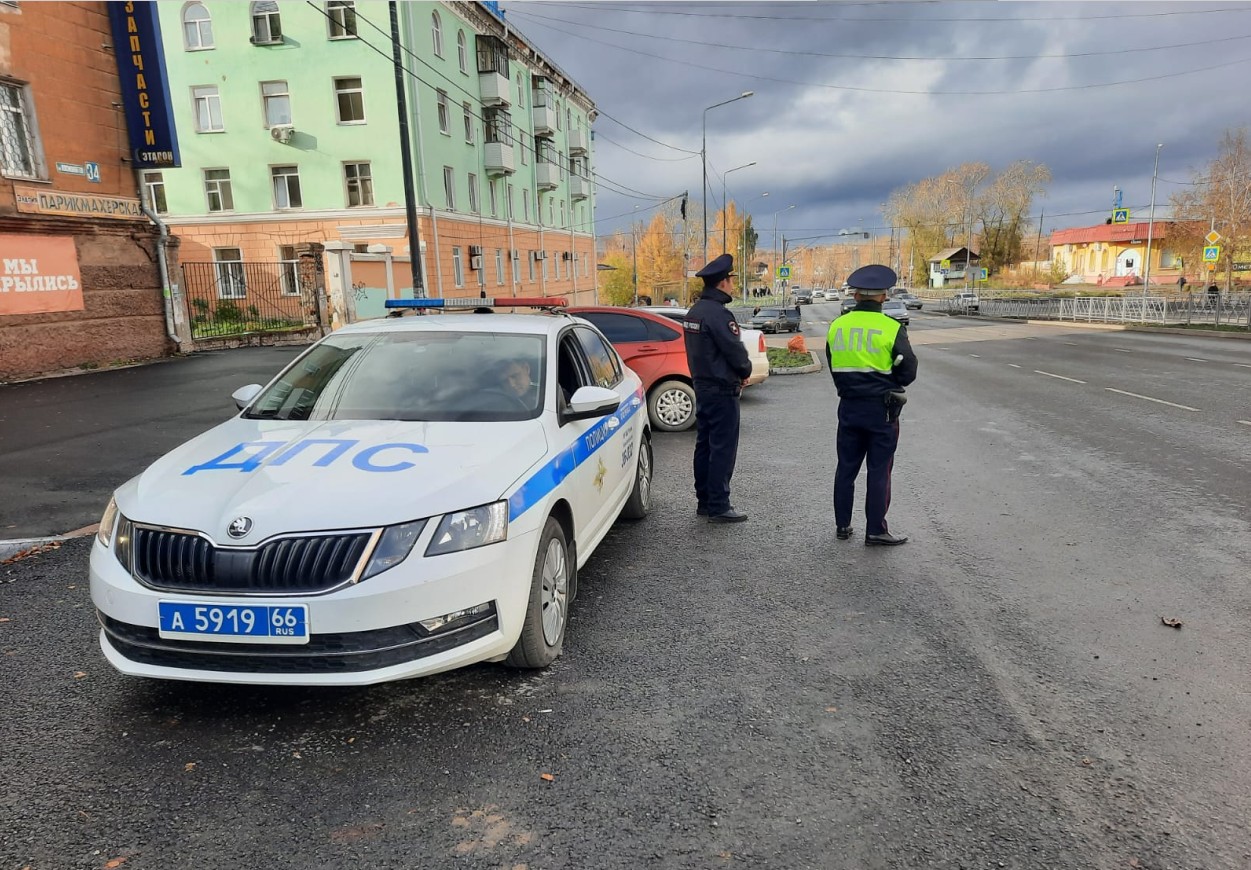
[758,334,766,352]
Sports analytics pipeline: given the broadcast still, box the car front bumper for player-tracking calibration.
[89,525,540,686]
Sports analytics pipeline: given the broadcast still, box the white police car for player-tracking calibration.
[90,298,652,685]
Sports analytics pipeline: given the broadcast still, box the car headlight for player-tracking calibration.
[425,501,508,556]
[361,519,428,580]
[97,497,119,547]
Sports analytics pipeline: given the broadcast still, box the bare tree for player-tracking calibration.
[1170,128,1251,291]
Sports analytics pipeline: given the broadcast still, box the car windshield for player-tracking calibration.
[243,331,546,422]
[756,308,785,317]
[883,301,905,310]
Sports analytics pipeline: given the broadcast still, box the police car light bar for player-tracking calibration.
[384,297,566,309]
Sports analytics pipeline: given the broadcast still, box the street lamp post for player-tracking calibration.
[702,91,753,264]
[721,161,756,252]
[1143,143,1163,302]
[772,204,794,300]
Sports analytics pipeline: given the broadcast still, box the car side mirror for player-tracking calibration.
[562,386,620,423]
[232,383,263,410]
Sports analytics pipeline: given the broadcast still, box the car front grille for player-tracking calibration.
[132,527,373,595]
[98,609,499,675]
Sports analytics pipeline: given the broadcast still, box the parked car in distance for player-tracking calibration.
[840,295,858,314]
[881,299,911,326]
[638,306,769,388]
[893,291,923,310]
[793,289,814,305]
[568,306,698,432]
[809,290,826,302]
[952,291,980,312]
[751,306,801,333]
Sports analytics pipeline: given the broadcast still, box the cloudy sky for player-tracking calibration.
[504,0,1251,249]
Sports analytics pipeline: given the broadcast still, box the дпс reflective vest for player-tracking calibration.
[826,310,901,373]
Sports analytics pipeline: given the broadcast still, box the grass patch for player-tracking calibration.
[767,347,815,368]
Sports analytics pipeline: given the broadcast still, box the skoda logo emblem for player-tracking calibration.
[227,516,253,538]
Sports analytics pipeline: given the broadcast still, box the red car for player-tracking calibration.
[567,306,698,432]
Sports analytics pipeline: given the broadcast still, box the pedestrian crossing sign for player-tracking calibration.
[1112,209,1130,224]
[1203,246,1221,262]
[777,266,791,279]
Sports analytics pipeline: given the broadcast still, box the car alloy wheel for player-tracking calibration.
[540,536,569,647]
[650,380,696,431]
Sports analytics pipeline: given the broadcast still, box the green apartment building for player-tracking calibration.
[148,0,597,319]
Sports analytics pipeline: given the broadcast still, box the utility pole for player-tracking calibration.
[1034,207,1045,286]
[1143,143,1163,302]
[389,1,425,297]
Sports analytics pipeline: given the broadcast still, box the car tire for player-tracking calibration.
[648,380,696,432]
[620,433,653,520]
[507,516,570,669]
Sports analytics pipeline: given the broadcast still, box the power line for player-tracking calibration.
[594,129,699,162]
[595,108,701,155]
[510,8,1251,62]
[542,2,1251,24]
[513,13,1251,96]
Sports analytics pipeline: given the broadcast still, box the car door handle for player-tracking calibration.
[636,345,660,353]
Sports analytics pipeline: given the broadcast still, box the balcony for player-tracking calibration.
[484,142,515,177]
[569,175,589,201]
[479,71,510,108]
[532,103,557,138]
[568,127,588,155]
[535,161,559,191]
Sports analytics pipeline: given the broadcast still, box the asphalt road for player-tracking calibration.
[2,312,1250,869]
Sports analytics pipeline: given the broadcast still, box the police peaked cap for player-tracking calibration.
[696,253,735,283]
[847,264,897,292]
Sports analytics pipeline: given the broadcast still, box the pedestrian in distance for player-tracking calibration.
[683,253,753,524]
[826,264,919,546]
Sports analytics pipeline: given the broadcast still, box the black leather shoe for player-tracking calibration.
[836,526,853,540]
[696,505,709,516]
[865,532,908,546]
[708,509,748,524]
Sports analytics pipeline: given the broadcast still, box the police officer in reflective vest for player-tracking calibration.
[826,265,918,545]
[684,253,753,523]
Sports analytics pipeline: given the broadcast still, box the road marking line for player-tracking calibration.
[1185,357,1207,362]
[969,354,981,358]
[1104,388,1199,411]
[1034,370,1087,384]
[1008,363,1021,368]
[1236,364,1251,368]
[1239,420,1251,427]
[1064,341,1079,346]
[1114,348,1132,353]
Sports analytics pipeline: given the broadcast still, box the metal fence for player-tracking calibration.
[921,292,1251,329]
[181,261,315,339]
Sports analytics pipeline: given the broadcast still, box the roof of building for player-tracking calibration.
[1049,222,1165,246]
[928,247,980,263]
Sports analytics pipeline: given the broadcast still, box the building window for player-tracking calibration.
[431,10,443,57]
[484,107,511,147]
[515,72,525,109]
[543,251,549,280]
[271,165,302,209]
[452,246,464,288]
[560,200,565,227]
[334,77,365,124]
[141,171,167,214]
[213,248,246,299]
[183,2,214,50]
[488,179,498,217]
[278,245,301,296]
[467,172,479,213]
[436,90,449,134]
[327,0,357,38]
[518,126,527,165]
[203,168,233,212]
[476,34,508,76]
[512,250,520,284]
[260,80,291,127]
[457,30,468,74]
[192,85,224,132]
[566,107,571,133]
[344,161,373,207]
[0,82,42,179]
[495,249,504,285]
[547,198,553,226]
[528,251,535,282]
[443,165,455,210]
[250,1,281,43]
[507,182,514,220]
[523,190,529,222]
[462,102,474,143]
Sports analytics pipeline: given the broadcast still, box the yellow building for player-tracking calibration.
[1050,222,1180,287]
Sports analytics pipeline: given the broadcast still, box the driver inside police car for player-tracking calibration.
[495,357,539,407]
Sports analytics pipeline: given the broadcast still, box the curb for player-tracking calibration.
[0,524,99,562]
[769,351,822,375]
[941,311,1250,339]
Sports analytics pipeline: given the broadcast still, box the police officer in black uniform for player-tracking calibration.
[683,253,753,523]
[826,265,918,545]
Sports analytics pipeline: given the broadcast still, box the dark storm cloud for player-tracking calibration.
[506,1,1251,243]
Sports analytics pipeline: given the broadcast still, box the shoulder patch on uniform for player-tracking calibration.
[728,320,740,336]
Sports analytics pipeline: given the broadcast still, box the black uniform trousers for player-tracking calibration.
[833,396,900,536]
[692,384,740,515]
